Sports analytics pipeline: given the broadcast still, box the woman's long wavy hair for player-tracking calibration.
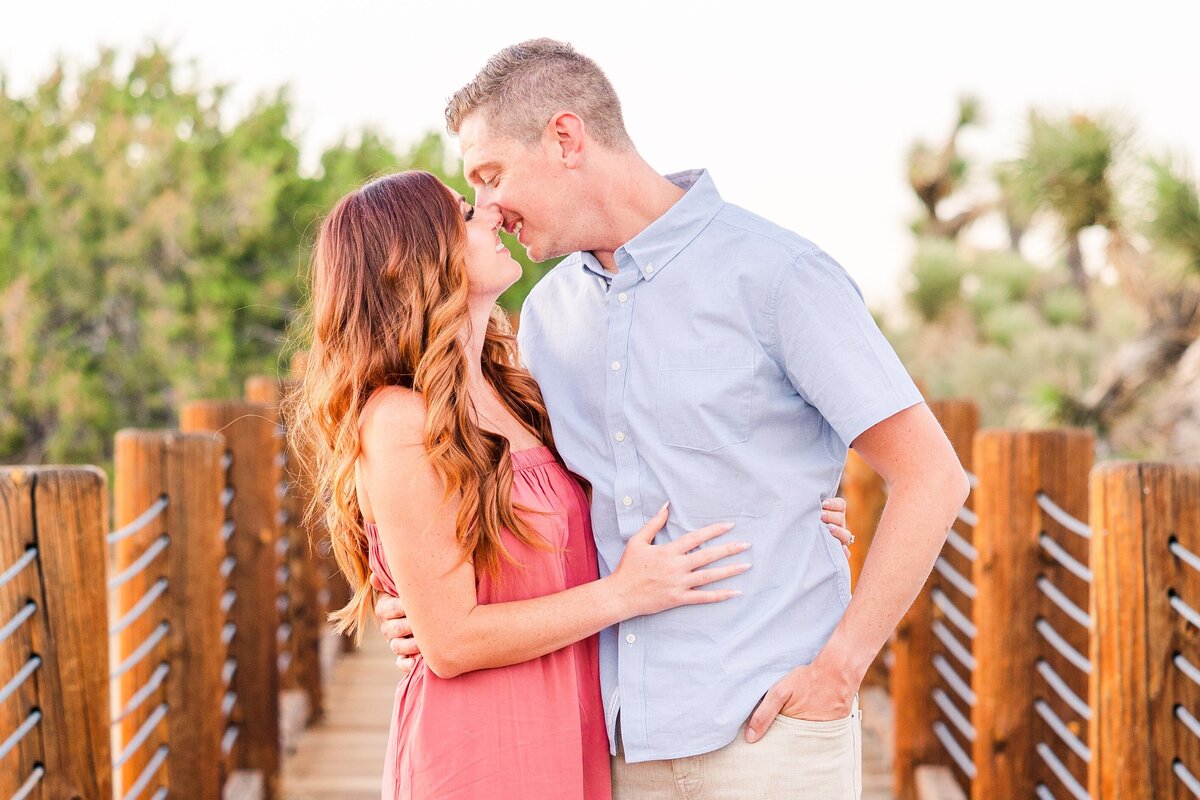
[284,170,557,643]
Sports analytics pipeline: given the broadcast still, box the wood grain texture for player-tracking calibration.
[970,429,1093,800]
[182,401,283,800]
[1,466,113,799]
[1089,461,1200,798]
[113,430,227,799]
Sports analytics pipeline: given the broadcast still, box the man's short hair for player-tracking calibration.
[445,38,633,150]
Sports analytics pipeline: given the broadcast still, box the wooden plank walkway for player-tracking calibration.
[283,633,896,798]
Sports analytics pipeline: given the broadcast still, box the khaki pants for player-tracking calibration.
[611,697,862,800]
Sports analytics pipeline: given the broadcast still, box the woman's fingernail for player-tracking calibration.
[660,501,671,513]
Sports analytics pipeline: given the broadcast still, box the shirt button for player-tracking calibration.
[614,431,626,442]
[626,634,637,645]
[644,264,654,275]
[622,496,633,507]
[611,361,621,371]
[618,292,628,303]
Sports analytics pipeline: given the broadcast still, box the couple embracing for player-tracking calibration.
[290,38,969,800]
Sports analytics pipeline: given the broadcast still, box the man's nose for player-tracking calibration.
[475,184,495,208]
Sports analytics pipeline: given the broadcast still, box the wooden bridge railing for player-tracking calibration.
[1090,462,1200,798]
[109,431,227,800]
[0,467,112,800]
[0,372,346,800]
[845,401,1200,800]
[4,386,1197,800]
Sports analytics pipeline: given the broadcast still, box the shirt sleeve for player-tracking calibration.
[766,248,925,449]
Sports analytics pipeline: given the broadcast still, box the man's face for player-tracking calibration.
[459,114,574,263]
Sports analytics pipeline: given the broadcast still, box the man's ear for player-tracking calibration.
[549,112,586,168]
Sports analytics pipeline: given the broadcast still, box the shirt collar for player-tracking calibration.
[579,169,723,283]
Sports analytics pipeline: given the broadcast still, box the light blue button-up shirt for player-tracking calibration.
[516,169,924,763]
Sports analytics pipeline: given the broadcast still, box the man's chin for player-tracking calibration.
[523,242,564,264]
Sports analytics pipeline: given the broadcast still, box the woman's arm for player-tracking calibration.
[375,497,859,670]
[358,387,747,679]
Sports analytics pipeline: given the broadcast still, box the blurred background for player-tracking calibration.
[2,0,1198,468]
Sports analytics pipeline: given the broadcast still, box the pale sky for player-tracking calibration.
[3,0,1197,312]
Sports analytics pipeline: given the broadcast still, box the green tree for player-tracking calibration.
[0,44,550,469]
[891,101,1200,460]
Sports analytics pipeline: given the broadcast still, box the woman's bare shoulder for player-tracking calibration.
[359,385,427,449]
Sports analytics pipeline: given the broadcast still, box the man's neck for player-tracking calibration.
[589,162,687,273]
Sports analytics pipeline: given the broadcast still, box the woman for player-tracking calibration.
[289,170,855,799]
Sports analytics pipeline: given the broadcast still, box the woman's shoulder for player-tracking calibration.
[359,385,427,449]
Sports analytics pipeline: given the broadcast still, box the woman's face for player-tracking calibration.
[451,188,522,300]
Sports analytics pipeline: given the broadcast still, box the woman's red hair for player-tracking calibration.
[285,170,556,641]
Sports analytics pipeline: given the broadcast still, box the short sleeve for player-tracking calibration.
[767,249,924,449]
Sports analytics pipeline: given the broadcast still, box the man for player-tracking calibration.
[374,39,969,798]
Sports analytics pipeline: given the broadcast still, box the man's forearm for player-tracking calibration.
[813,464,970,688]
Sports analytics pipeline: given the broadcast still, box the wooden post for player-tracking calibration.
[0,467,112,799]
[892,398,979,800]
[113,430,226,799]
[1089,461,1200,798]
[970,429,1093,800]
[246,374,326,724]
[181,401,283,799]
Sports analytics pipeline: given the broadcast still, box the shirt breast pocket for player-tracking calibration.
[656,347,754,452]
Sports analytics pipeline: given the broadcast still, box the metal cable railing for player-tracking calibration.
[109,578,169,637]
[934,556,978,600]
[945,529,978,562]
[106,492,175,800]
[1038,534,1093,584]
[0,709,42,761]
[108,496,169,545]
[932,687,975,742]
[933,719,976,778]
[0,655,41,705]
[1035,618,1092,675]
[1036,741,1090,800]
[1174,759,1200,798]
[120,742,169,800]
[113,662,171,725]
[1170,537,1200,573]
[1036,576,1092,629]
[274,441,299,685]
[0,539,44,795]
[1169,591,1200,629]
[1034,699,1091,762]
[932,588,977,640]
[0,601,37,646]
[932,620,976,672]
[1037,659,1091,721]
[219,449,241,760]
[12,764,45,800]
[1035,492,1092,540]
[0,546,37,590]
[933,653,976,708]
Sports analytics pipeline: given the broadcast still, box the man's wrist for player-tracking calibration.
[811,636,872,691]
